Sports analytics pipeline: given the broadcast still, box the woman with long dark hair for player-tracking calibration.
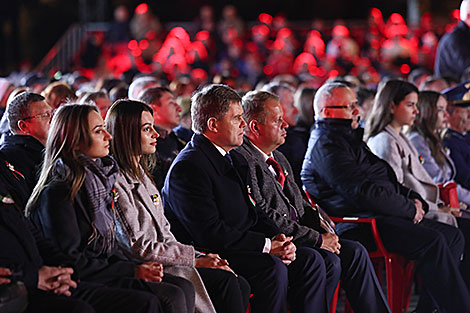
[407,90,470,207]
[26,104,194,313]
[106,99,250,313]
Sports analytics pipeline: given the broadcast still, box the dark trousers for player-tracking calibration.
[457,217,470,290]
[198,268,251,313]
[342,217,470,313]
[109,274,194,313]
[27,284,162,313]
[222,246,328,313]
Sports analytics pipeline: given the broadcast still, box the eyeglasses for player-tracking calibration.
[321,102,358,112]
[22,111,54,121]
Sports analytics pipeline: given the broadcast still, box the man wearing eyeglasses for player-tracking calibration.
[0,92,54,198]
[301,82,470,313]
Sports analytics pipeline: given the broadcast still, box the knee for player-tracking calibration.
[323,251,341,277]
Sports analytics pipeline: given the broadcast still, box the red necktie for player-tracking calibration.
[266,157,286,189]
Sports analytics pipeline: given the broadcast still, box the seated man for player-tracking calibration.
[162,84,328,313]
[139,87,185,190]
[1,92,52,195]
[442,82,470,190]
[235,90,390,313]
[301,82,470,313]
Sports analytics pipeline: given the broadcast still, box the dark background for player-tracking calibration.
[0,0,461,75]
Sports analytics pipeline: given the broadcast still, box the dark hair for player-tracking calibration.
[191,84,241,134]
[356,87,376,108]
[27,104,99,213]
[138,87,172,106]
[365,79,418,140]
[106,99,155,181]
[241,90,279,124]
[409,91,447,168]
[7,92,45,133]
[294,87,316,126]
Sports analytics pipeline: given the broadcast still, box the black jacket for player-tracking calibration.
[0,135,44,195]
[435,21,470,79]
[301,119,425,232]
[29,183,136,284]
[162,134,280,254]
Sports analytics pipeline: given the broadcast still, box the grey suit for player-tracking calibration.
[236,138,391,313]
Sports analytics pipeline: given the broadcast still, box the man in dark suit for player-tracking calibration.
[301,82,470,313]
[162,84,328,313]
[235,90,391,313]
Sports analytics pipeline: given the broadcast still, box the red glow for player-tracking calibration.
[195,30,210,41]
[263,65,273,75]
[145,30,156,40]
[332,25,349,37]
[252,24,269,37]
[139,40,149,50]
[452,9,460,20]
[128,40,138,50]
[328,69,339,78]
[390,13,405,24]
[259,13,273,25]
[135,3,149,15]
[278,28,292,38]
[400,64,410,74]
[191,68,208,81]
[370,8,382,19]
[131,48,142,57]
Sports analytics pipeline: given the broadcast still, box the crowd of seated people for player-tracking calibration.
[1,3,470,313]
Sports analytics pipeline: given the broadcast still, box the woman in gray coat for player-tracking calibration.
[407,90,470,208]
[105,99,250,313]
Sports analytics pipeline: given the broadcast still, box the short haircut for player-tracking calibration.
[242,90,279,124]
[79,91,108,105]
[261,82,295,96]
[138,87,172,106]
[191,84,241,134]
[7,92,45,133]
[128,76,158,100]
[313,82,349,118]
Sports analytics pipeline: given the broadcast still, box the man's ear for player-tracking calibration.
[17,120,29,133]
[248,119,259,136]
[206,117,218,133]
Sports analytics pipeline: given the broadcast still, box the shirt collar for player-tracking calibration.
[248,138,272,162]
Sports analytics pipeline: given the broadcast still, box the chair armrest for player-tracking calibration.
[330,216,389,257]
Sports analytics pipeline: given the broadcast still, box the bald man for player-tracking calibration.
[435,0,470,79]
[301,82,470,313]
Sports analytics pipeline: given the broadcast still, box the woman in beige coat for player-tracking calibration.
[366,79,458,227]
[106,99,250,313]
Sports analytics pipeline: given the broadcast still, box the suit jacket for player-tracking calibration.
[235,138,322,247]
[162,134,280,254]
[114,169,216,313]
[368,126,458,226]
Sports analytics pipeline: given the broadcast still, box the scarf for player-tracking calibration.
[56,154,119,254]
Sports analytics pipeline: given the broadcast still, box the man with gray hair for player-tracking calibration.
[163,84,328,313]
[301,82,470,313]
[236,90,391,313]
[0,92,53,195]
[435,0,470,79]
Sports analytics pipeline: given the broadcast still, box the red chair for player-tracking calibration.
[303,189,416,313]
[438,181,459,208]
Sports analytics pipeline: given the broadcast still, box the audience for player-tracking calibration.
[162,84,328,313]
[25,104,195,313]
[106,99,250,313]
[236,90,391,312]
[301,81,470,313]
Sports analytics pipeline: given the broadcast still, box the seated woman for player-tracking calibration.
[366,79,458,226]
[105,99,250,313]
[365,80,470,288]
[26,103,195,313]
[407,90,470,208]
